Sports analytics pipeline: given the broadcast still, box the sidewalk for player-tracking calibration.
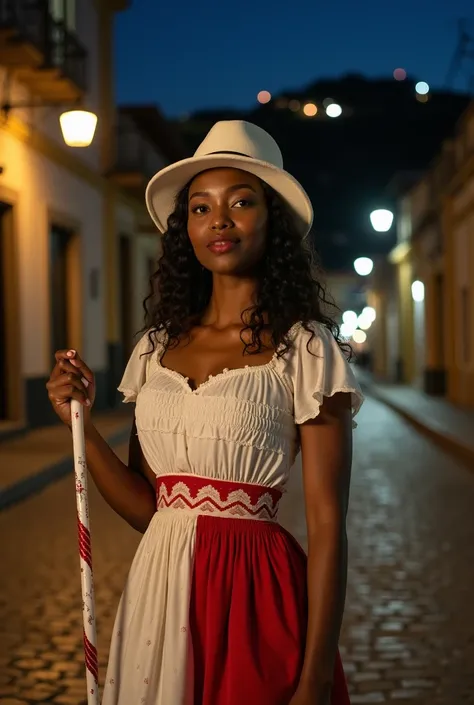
[0,407,134,511]
[358,369,474,468]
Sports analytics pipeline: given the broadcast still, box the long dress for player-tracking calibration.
[101,321,364,705]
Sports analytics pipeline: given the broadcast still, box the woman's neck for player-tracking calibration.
[200,274,259,329]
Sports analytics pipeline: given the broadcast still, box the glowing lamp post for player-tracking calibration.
[411,280,425,302]
[59,110,98,148]
[1,99,98,148]
[354,257,374,276]
[352,329,367,344]
[341,310,358,339]
[326,103,342,118]
[369,209,394,233]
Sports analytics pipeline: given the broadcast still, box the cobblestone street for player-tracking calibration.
[1,396,474,704]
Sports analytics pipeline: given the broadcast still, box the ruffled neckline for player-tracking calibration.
[154,323,302,394]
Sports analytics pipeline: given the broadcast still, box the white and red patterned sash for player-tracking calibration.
[156,474,282,522]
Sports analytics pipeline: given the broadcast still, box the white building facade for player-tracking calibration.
[0,0,183,432]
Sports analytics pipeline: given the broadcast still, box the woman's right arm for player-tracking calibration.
[46,349,156,533]
[83,421,156,533]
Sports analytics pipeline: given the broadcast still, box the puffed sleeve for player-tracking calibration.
[289,322,364,427]
[117,332,157,403]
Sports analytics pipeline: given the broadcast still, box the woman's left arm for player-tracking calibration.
[291,391,353,705]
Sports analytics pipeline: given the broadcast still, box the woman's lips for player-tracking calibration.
[207,240,239,254]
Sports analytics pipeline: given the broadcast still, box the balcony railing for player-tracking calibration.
[0,0,47,51]
[46,16,87,92]
[0,0,87,95]
[111,116,167,188]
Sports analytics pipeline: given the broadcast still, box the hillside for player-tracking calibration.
[176,75,471,270]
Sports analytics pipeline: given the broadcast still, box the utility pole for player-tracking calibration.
[446,19,474,94]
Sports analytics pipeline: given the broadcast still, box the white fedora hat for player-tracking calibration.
[145,120,313,237]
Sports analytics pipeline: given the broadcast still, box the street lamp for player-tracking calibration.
[370,209,394,233]
[354,257,374,276]
[326,103,342,118]
[1,101,98,148]
[341,311,358,339]
[342,310,358,326]
[415,82,430,96]
[411,280,425,302]
[352,329,367,344]
[59,110,98,147]
[357,313,373,330]
[303,102,318,117]
[257,90,272,104]
[340,322,354,338]
[0,70,98,147]
[362,306,376,321]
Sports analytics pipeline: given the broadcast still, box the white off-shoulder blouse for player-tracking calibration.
[118,321,364,493]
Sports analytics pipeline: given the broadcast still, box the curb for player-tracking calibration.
[0,426,131,513]
[361,382,474,469]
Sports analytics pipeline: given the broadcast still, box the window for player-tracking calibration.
[455,135,465,167]
[461,287,470,366]
[49,0,76,30]
[435,274,445,366]
[468,115,474,152]
[0,204,10,419]
[50,225,74,355]
[48,0,76,71]
[119,235,133,359]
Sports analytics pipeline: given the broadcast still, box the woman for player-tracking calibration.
[46,120,363,705]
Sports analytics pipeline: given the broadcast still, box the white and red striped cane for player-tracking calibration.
[71,397,100,705]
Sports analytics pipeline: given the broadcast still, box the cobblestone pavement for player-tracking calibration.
[1,397,474,704]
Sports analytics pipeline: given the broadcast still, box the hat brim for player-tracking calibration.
[145,154,313,237]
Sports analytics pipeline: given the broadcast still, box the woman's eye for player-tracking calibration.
[233,199,252,208]
[191,204,208,214]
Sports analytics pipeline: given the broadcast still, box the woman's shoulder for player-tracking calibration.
[286,320,340,351]
[274,321,342,380]
[281,321,363,426]
[118,329,167,403]
[133,328,168,355]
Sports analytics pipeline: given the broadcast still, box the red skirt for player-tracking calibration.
[189,514,350,705]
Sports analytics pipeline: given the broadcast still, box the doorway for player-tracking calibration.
[435,273,445,368]
[119,234,133,362]
[49,223,78,357]
[0,204,9,419]
[412,294,426,388]
[0,200,22,424]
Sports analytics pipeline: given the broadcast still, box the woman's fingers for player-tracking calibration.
[58,361,90,390]
[58,359,81,376]
[46,372,90,406]
[48,350,95,425]
[52,350,94,397]
[66,350,94,385]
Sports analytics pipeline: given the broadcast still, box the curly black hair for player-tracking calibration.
[142,179,350,359]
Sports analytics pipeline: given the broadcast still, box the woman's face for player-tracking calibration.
[187,167,268,275]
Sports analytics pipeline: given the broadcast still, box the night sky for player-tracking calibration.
[115,0,474,117]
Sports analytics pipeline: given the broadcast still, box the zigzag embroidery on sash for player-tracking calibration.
[156,478,281,521]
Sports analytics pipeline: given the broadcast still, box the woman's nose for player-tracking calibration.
[211,212,233,231]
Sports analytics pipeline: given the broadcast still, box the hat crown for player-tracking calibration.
[194,120,284,169]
